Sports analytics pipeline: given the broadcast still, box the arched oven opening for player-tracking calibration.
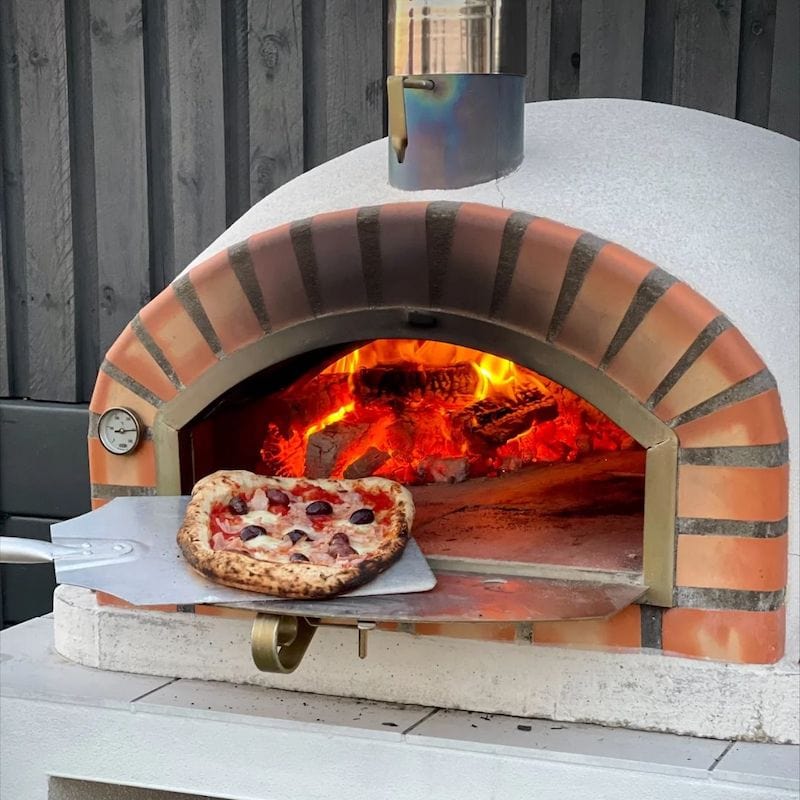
[179,338,647,596]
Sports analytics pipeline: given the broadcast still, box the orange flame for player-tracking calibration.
[304,402,356,440]
[259,339,634,485]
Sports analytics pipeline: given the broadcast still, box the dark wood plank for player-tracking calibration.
[673,0,742,117]
[11,0,77,401]
[548,0,581,100]
[87,0,151,366]
[736,0,777,127]
[0,161,8,397]
[0,400,90,518]
[768,0,799,138]
[0,516,58,625]
[248,0,304,201]
[526,0,552,101]
[163,0,227,275]
[142,0,171,293]
[0,0,24,398]
[303,0,385,169]
[579,0,646,99]
[642,0,676,105]
[222,0,250,224]
[66,0,100,401]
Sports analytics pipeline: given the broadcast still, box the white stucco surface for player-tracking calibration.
[53,586,800,744]
[184,98,800,664]
[6,616,798,800]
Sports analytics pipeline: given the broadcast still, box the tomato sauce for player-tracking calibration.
[358,489,393,513]
[293,482,343,504]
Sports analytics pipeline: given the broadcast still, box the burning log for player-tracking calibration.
[343,446,391,479]
[354,362,478,402]
[305,422,369,478]
[290,373,350,426]
[458,388,559,446]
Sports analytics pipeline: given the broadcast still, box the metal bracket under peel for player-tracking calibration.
[250,614,377,673]
[251,614,318,674]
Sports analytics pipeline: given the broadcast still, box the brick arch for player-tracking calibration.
[88,202,789,664]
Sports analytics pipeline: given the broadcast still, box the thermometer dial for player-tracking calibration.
[98,407,142,455]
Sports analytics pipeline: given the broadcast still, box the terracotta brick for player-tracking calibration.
[248,225,313,329]
[187,249,264,355]
[533,605,641,648]
[89,373,159,428]
[606,282,721,402]
[654,328,766,421]
[413,622,517,642]
[95,592,134,608]
[379,202,430,306]
[556,244,654,367]
[676,534,788,591]
[88,438,156,488]
[444,203,511,316]
[194,604,256,621]
[95,591,177,613]
[105,326,179,401]
[662,607,785,664]
[312,208,368,311]
[674,389,788,447]
[91,498,110,510]
[138,286,217,386]
[678,464,789,522]
[501,217,583,338]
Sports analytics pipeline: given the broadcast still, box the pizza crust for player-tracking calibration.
[177,470,414,599]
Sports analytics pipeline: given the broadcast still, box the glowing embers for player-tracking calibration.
[259,340,636,486]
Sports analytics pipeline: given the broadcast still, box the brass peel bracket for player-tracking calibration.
[250,615,377,673]
[251,614,318,674]
[387,76,435,163]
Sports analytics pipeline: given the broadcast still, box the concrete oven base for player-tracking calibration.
[53,586,799,744]
[4,616,799,800]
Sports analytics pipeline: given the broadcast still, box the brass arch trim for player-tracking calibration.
[153,308,677,607]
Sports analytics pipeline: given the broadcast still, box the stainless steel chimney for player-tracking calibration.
[387,0,526,190]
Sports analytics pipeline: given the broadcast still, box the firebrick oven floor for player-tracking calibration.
[1,617,797,800]
[411,449,645,572]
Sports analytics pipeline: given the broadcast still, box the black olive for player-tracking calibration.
[289,552,310,563]
[228,496,248,515]
[267,488,291,506]
[285,529,307,545]
[349,508,374,525]
[306,500,333,516]
[329,540,358,558]
[330,532,350,545]
[239,525,266,541]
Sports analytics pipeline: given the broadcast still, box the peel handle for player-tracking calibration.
[0,537,74,564]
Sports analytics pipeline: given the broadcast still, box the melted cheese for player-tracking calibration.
[237,509,281,529]
[214,487,393,565]
[247,535,283,551]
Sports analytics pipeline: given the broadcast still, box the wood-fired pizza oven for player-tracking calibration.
[46,1,795,746]
[87,200,789,666]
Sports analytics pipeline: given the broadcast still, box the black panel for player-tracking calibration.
[0,516,57,624]
[0,400,91,518]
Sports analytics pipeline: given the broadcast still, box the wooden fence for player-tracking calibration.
[1,0,798,404]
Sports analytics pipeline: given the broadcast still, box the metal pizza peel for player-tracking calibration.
[0,496,437,606]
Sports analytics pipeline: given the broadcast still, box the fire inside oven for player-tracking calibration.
[181,340,646,579]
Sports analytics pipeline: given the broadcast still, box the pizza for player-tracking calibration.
[177,470,414,599]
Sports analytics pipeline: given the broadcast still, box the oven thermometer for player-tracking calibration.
[98,407,142,455]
